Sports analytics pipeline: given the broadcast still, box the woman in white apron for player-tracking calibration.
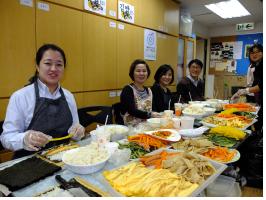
[120,59,160,126]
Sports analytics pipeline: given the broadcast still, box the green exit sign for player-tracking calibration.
[236,23,255,31]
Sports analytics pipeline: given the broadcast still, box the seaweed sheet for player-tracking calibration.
[0,156,61,191]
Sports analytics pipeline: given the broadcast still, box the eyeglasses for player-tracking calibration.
[250,51,262,55]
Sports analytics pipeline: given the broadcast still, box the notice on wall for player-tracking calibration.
[144,29,157,61]
[118,1,135,23]
[212,60,237,73]
[227,60,237,72]
[84,0,106,16]
[210,41,243,61]
[232,41,243,59]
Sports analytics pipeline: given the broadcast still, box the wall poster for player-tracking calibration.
[118,1,135,23]
[144,29,157,61]
[84,0,106,16]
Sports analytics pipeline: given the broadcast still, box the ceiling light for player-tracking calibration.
[205,0,251,19]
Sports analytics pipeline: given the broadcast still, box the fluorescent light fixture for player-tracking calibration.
[205,0,251,19]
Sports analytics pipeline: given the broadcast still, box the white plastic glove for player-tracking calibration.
[69,123,85,141]
[23,130,52,151]
[231,88,249,100]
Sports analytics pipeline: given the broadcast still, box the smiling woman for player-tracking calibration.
[151,64,174,112]
[0,44,85,159]
[120,59,160,126]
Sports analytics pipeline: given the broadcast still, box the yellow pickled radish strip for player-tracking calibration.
[49,134,73,142]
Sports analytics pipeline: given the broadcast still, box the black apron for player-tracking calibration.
[14,81,73,159]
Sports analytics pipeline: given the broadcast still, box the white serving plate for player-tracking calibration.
[178,126,209,138]
[144,129,181,142]
[200,118,258,131]
[201,149,240,164]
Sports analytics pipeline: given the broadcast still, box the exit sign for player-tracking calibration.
[236,23,254,31]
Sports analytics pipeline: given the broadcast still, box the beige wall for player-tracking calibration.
[0,0,180,120]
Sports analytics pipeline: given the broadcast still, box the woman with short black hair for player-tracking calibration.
[151,64,174,112]
[120,59,159,126]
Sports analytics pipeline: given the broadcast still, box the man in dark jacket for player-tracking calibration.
[176,59,205,103]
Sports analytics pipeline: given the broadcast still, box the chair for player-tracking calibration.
[112,102,124,125]
[0,121,4,150]
[77,106,113,128]
[0,121,3,134]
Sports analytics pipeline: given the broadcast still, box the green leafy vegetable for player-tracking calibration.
[118,142,150,159]
[207,134,237,147]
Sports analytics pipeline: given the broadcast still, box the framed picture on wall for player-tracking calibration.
[244,44,253,58]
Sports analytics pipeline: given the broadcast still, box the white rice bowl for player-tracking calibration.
[62,143,110,174]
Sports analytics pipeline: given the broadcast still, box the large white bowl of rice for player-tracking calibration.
[62,142,110,174]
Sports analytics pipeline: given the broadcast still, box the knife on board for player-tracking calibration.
[55,175,89,197]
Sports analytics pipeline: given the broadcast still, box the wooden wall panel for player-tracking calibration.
[146,34,178,86]
[36,1,83,92]
[117,22,143,88]
[83,13,117,90]
[106,0,118,19]
[0,99,9,121]
[83,91,120,106]
[0,0,35,97]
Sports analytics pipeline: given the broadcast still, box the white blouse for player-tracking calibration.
[0,79,79,151]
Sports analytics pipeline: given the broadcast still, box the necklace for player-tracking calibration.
[133,83,145,91]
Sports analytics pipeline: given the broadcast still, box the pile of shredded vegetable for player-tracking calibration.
[201,146,236,163]
[223,103,256,112]
[140,150,180,169]
[128,134,169,151]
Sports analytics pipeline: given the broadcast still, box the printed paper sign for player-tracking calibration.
[118,1,134,23]
[84,0,106,16]
[144,29,157,61]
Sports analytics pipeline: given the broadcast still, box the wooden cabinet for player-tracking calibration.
[163,0,180,35]
[44,0,83,10]
[82,13,117,90]
[36,1,83,92]
[116,0,179,35]
[0,0,35,97]
[140,0,179,35]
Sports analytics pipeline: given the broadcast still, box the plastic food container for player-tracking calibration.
[96,125,129,142]
[172,117,181,129]
[180,116,195,129]
[147,118,161,128]
[101,148,227,197]
[203,107,216,116]
[206,175,239,197]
